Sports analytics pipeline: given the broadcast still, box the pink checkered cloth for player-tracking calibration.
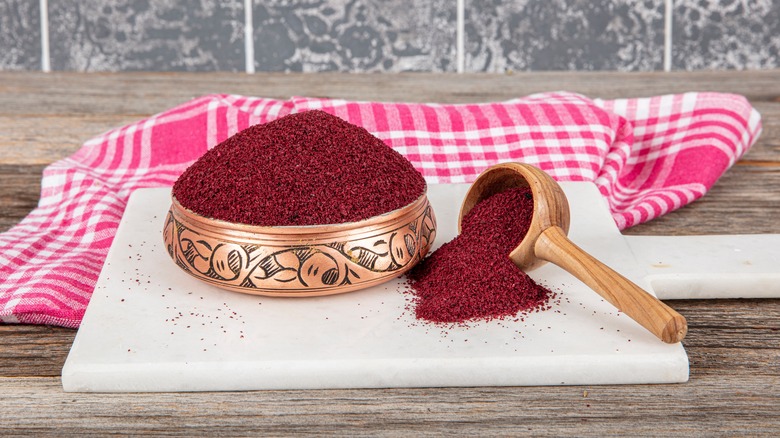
[0,92,762,327]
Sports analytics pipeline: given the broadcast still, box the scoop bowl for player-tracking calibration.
[460,163,687,344]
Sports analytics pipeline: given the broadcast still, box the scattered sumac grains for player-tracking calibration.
[407,187,554,324]
[173,110,426,226]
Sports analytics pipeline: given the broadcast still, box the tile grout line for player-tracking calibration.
[456,0,464,73]
[39,0,50,72]
[244,0,255,74]
[664,0,673,72]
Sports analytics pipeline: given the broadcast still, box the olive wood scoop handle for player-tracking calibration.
[460,163,687,344]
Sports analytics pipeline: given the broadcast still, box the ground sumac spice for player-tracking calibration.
[407,187,553,324]
[173,110,426,226]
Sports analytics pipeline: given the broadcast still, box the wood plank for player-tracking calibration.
[0,115,139,165]
[0,374,777,435]
[0,298,776,378]
[0,165,43,232]
[1,75,777,167]
[669,299,780,349]
[1,71,778,117]
[746,102,780,162]
[0,325,74,377]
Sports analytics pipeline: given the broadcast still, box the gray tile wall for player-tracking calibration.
[252,0,455,72]
[0,0,41,70]
[1,0,778,72]
[673,0,780,70]
[49,0,245,71]
[466,0,665,72]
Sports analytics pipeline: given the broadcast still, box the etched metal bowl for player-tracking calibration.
[162,194,436,297]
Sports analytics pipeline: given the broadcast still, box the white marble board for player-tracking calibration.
[63,182,697,392]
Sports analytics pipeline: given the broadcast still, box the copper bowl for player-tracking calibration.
[162,193,436,297]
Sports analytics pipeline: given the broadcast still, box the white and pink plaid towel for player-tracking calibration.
[0,92,762,327]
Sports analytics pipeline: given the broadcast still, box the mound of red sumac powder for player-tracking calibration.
[173,110,426,226]
[407,187,553,324]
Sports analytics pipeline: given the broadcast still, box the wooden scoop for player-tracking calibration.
[459,162,687,344]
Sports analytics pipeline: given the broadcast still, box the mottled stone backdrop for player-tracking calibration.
[1,0,778,72]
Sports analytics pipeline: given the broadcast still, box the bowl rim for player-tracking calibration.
[164,190,436,296]
[170,190,430,240]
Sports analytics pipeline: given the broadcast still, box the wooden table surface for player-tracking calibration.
[1,71,778,435]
